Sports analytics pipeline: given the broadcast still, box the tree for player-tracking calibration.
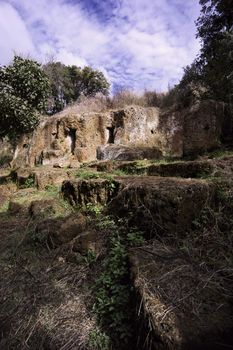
[0,56,50,139]
[196,0,233,103]
[71,66,110,98]
[43,62,110,114]
[43,62,74,113]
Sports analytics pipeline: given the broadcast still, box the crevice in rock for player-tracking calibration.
[107,126,115,144]
[67,128,77,154]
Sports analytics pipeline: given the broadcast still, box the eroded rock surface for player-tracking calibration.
[12,101,223,167]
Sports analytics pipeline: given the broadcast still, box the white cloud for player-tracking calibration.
[0,2,35,64]
[2,0,201,92]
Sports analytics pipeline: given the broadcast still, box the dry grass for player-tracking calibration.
[57,90,166,116]
[108,90,162,109]
[0,182,100,350]
[57,94,109,115]
[0,211,97,350]
[131,202,233,349]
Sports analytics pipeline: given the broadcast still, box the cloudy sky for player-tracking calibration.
[0,0,201,92]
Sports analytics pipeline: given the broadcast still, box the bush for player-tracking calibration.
[0,56,50,139]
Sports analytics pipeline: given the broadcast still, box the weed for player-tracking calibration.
[0,200,9,213]
[96,216,116,230]
[93,231,134,345]
[127,227,145,246]
[76,169,100,180]
[85,249,97,266]
[111,169,127,176]
[86,203,103,216]
[44,184,59,194]
[89,328,110,350]
[106,179,116,196]
[21,176,34,188]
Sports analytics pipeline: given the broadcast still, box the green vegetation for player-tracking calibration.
[21,176,34,189]
[195,0,233,105]
[92,217,144,347]
[0,56,50,140]
[44,62,110,113]
[89,328,110,350]
[127,227,145,247]
[163,0,233,111]
[94,232,133,345]
[76,169,101,179]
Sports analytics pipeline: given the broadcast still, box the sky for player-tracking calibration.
[0,0,201,93]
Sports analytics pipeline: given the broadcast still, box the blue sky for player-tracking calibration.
[0,0,201,92]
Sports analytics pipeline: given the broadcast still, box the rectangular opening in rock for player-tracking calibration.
[67,128,77,154]
[107,126,115,144]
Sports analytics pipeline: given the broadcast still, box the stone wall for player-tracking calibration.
[183,100,223,155]
[11,101,224,167]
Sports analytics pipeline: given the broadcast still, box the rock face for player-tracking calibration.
[12,101,224,167]
[62,176,213,237]
[108,176,213,236]
[62,178,119,206]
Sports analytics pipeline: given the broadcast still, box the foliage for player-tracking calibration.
[86,203,102,216]
[127,227,145,247]
[182,0,233,106]
[93,217,145,346]
[21,176,34,189]
[0,56,50,139]
[89,328,110,350]
[85,249,97,266]
[44,62,110,113]
[76,169,100,180]
[163,0,233,110]
[94,233,133,344]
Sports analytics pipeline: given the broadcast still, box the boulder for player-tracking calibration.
[33,168,76,190]
[97,145,162,161]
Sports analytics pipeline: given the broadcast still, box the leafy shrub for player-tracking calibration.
[21,177,34,188]
[89,328,110,350]
[0,56,50,139]
[127,227,145,246]
[93,233,133,344]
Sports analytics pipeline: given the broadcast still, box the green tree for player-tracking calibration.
[72,66,110,98]
[0,56,50,139]
[43,62,74,113]
[44,62,110,114]
[196,0,233,103]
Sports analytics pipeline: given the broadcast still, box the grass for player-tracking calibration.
[208,149,233,159]
[0,200,9,213]
[0,184,74,219]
